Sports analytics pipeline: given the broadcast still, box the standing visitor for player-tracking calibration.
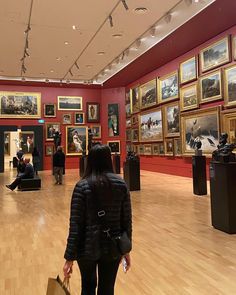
[32,147,40,175]
[63,144,132,295]
[53,146,65,185]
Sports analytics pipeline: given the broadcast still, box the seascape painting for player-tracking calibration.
[58,96,82,111]
[140,109,163,142]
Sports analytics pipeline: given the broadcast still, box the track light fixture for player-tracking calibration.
[109,15,113,27]
[150,26,156,37]
[121,52,125,60]
[121,0,129,10]
[135,38,141,49]
[164,12,172,23]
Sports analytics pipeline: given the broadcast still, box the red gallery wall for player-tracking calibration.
[126,25,236,178]
[0,85,101,170]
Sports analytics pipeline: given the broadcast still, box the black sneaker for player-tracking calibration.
[6,185,13,191]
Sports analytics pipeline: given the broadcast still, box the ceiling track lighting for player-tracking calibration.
[135,39,141,49]
[109,15,113,27]
[164,12,172,24]
[150,26,156,37]
[121,0,129,10]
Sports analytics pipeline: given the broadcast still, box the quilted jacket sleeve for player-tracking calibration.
[121,186,132,245]
[64,182,86,261]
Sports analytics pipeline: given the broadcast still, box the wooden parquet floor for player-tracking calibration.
[1,168,236,295]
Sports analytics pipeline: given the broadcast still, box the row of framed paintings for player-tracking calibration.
[128,138,181,157]
[126,35,236,115]
[126,106,236,156]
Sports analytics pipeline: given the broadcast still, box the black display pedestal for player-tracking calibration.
[210,161,236,234]
[123,159,140,191]
[113,154,120,174]
[192,155,207,195]
[79,156,87,177]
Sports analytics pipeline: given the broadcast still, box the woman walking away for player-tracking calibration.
[63,144,132,295]
[32,147,40,175]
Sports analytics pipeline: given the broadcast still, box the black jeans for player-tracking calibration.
[77,256,120,295]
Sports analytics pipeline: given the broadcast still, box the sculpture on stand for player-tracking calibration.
[212,133,236,162]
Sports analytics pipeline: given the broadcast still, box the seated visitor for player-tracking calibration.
[6,158,34,191]
[16,148,24,161]
[17,158,26,175]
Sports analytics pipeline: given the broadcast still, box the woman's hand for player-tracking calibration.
[124,253,131,272]
[63,260,73,278]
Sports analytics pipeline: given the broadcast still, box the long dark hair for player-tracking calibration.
[83,144,113,180]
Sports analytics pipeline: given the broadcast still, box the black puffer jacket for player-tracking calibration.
[64,173,132,261]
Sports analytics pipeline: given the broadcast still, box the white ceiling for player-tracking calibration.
[0,0,215,84]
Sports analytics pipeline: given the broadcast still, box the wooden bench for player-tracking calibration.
[18,176,41,191]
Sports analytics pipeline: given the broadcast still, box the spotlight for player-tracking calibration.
[135,39,141,49]
[75,62,79,70]
[109,15,113,27]
[164,13,172,24]
[150,26,156,38]
[66,79,70,84]
[121,0,129,10]
[26,39,29,49]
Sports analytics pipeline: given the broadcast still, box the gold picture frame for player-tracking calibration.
[144,144,152,155]
[44,103,56,117]
[174,138,182,157]
[62,113,72,125]
[163,101,180,138]
[221,110,236,145]
[58,96,82,111]
[152,143,159,155]
[66,126,88,156]
[140,79,157,109]
[224,64,236,107]
[199,69,223,104]
[0,91,41,118]
[45,123,60,141]
[180,56,198,84]
[131,129,139,143]
[165,139,174,156]
[74,112,85,124]
[233,36,236,60]
[139,145,144,155]
[107,140,120,154]
[181,107,220,156]
[90,124,101,139]
[199,36,230,73]
[130,86,140,114]
[180,83,199,112]
[159,71,179,103]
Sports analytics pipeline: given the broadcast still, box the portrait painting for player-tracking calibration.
[200,70,222,103]
[131,114,139,126]
[58,96,82,111]
[125,91,131,117]
[165,139,174,156]
[144,144,152,155]
[159,71,179,103]
[19,132,34,154]
[139,145,144,155]
[107,141,120,154]
[140,108,163,142]
[200,36,230,72]
[126,118,131,128]
[90,125,101,139]
[163,102,180,137]
[224,65,236,107]
[45,123,60,141]
[174,138,182,156]
[181,107,220,155]
[0,91,41,118]
[4,132,10,155]
[126,129,131,141]
[180,83,198,111]
[140,79,157,109]
[180,56,197,84]
[86,102,100,123]
[152,144,159,155]
[74,112,85,124]
[131,129,139,142]
[62,113,72,125]
[108,104,119,136]
[44,103,56,117]
[45,145,54,156]
[130,86,140,114]
[66,126,88,156]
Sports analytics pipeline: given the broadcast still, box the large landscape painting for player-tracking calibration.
[140,109,163,142]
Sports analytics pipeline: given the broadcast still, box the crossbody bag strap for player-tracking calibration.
[87,177,111,237]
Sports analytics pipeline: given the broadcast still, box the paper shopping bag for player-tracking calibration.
[46,275,71,295]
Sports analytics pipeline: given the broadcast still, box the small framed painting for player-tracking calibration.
[174,138,182,156]
[87,102,100,123]
[133,145,139,155]
[45,123,60,141]
[131,129,139,143]
[74,112,85,124]
[163,102,180,137]
[224,64,236,107]
[152,143,159,155]
[180,83,198,111]
[126,129,131,141]
[107,141,120,154]
[62,113,72,125]
[44,103,56,117]
[180,56,197,84]
[45,145,54,156]
[159,71,179,103]
[139,145,144,155]
[140,79,157,109]
[125,91,131,117]
[165,139,174,156]
[130,86,140,114]
[90,125,101,139]
[199,36,230,73]
[126,118,131,128]
[131,114,139,126]
[199,70,222,104]
[159,143,165,155]
[144,144,152,155]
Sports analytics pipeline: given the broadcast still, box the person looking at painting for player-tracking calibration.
[6,158,34,191]
[32,147,40,175]
[73,130,82,152]
[53,146,65,185]
[63,144,132,295]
